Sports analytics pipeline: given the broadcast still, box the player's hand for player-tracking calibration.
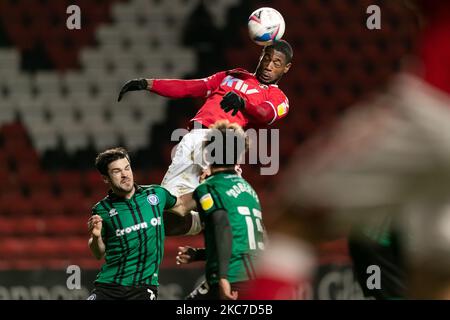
[117,78,148,101]
[199,168,211,183]
[88,215,103,238]
[176,246,197,265]
[219,278,238,300]
[220,91,245,116]
[235,165,242,177]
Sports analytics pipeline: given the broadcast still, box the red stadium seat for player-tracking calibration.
[0,122,28,140]
[30,191,64,216]
[15,216,46,235]
[0,172,21,196]
[59,190,92,216]
[0,192,33,216]
[65,237,90,258]
[53,171,84,193]
[31,237,65,258]
[0,237,30,258]
[45,216,87,236]
[0,217,16,236]
[18,170,53,193]
[85,170,106,192]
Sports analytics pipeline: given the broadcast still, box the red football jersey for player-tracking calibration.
[151,68,289,129]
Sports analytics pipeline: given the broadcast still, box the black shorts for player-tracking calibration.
[87,282,158,300]
[186,280,252,300]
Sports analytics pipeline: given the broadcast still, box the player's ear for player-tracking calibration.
[283,62,292,74]
[101,175,109,184]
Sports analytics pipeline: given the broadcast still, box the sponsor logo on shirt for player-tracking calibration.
[115,222,149,237]
[222,76,259,95]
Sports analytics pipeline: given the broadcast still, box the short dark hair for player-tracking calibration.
[95,147,130,176]
[204,120,249,168]
[265,39,293,63]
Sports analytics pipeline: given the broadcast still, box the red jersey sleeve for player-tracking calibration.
[150,71,227,99]
[244,88,290,125]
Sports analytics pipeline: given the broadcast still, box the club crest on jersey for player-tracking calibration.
[147,194,159,205]
[109,208,118,217]
[199,194,214,211]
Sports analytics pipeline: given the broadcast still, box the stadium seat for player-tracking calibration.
[53,171,84,193]
[45,217,87,236]
[65,237,91,258]
[0,217,16,236]
[15,216,46,235]
[31,237,65,258]
[0,237,30,258]
[18,170,53,194]
[30,191,64,216]
[0,192,33,216]
[59,190,92,216]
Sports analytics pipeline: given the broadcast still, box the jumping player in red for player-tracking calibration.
[117,40,293,231]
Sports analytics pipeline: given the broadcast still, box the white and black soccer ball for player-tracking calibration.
[248,7,285,46]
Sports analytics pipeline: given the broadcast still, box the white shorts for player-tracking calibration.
[161,129,209,196]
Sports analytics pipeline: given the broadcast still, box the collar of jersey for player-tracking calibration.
[208,169,238,178]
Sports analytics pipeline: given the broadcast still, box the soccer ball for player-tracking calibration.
[248,7,285,46]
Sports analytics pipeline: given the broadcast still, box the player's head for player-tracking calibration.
[255,39,293,85]
[204,120,249,172]
[95,147,134,195]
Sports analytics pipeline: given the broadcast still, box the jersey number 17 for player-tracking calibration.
[237,206,265,250]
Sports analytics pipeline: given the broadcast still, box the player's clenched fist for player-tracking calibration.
[117,78,149,101]
[176,246,204,265]
[220,91,246,116]
[88,215,103,237]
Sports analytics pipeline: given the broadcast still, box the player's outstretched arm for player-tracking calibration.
[87,215,105,260]
[164,210,202,236]
[117,78,151,101]
[118,71,228,101]
[169,194,196,217]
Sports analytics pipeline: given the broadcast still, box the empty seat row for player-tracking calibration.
[0,236,91,259]
[0,216,87,236]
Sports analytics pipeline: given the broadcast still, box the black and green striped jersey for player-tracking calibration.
[193,171,265,285]
[92,185,176,287]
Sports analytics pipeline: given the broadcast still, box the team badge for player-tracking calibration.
[199,194,214,211]
[147,194,159,205]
